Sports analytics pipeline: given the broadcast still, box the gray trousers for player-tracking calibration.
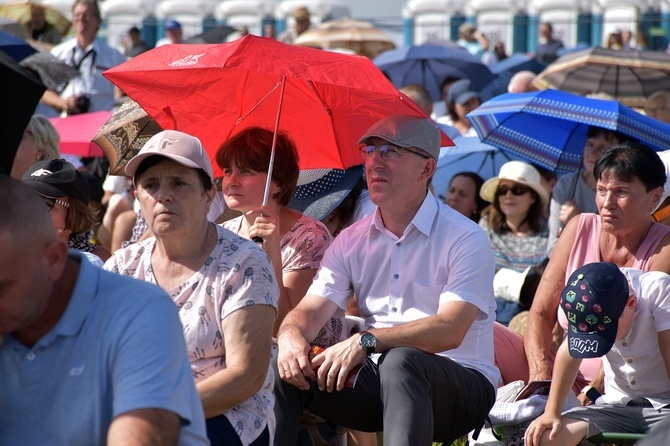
[273,347,495,446]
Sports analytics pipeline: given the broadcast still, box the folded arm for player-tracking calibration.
[197,304,276,418]
[526,216,578,381]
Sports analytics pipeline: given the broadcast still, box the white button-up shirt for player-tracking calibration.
[38,38,126,117]
[308,192,500,387]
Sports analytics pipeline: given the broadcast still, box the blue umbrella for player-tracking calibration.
[0,29,36,61]
[489,53,547,76]
[467,89,670,174]
[373,45,494,102]
[432,136,522,200]
[479,54,547,102]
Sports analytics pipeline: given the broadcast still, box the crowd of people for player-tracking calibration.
[4,1,670,446]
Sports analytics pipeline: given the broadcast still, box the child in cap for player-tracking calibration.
[524,262,670,446]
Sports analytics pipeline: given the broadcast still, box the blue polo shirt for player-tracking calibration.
[0,252,208,445]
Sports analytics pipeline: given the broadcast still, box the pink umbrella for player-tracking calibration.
[49,110,112,157]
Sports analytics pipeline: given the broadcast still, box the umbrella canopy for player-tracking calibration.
[19,50,79,91]
[0,1,70,36]
[293,18,395,59]
[432,136,521,200]
[0,16,26,38]
[532,47,670,107]
[373,45,495,102]
[0,48,45,174]
[103,35,453,178]
[467,89,670,174]
[480,54,547,102]
[49,111,112,158]
[92,99,163,175]
[0,28,35,60]
[184,25,237,44]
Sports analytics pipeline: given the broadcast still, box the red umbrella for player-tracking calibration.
[49,111,111,157]
[103,35,453,179]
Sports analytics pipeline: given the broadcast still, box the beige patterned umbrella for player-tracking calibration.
[0,1,71,36]
[293,18,395,59]
[533,46,670,107]
[92,100,162,175]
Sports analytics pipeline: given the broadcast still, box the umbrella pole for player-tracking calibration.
[253,76,286,243]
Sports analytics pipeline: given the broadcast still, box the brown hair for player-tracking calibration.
[216,127,299,207]
[67,197,99,235]
[484,183,545,234]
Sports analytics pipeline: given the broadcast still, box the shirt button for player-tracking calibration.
[631,380,637,385]
[627,359,633,364]
[391,307,398,312]
[622,342,627,347]
[396,242,401,246]
[27,352,35,361]
[393,274,399,279]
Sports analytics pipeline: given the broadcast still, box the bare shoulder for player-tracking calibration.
[650,231,670,274]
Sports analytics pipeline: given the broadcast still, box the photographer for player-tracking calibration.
[39,0,125,117]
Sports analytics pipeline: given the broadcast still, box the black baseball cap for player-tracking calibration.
[561,262,630,358]
[22,159,90,204]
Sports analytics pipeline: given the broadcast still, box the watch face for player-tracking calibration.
[360,332,376,349]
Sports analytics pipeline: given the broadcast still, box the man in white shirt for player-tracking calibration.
[39,0,125,117]
[275,115,499,445]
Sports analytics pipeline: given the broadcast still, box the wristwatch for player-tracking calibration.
[358,331,377,356]
[581,385,601,403]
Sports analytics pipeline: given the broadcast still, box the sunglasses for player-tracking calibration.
[359,144,430,161]
[43,198,70,212]
[496,185,530,197]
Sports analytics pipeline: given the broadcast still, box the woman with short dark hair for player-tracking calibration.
[217,127,343,343]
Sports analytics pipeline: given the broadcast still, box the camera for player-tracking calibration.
[75,95,91,114]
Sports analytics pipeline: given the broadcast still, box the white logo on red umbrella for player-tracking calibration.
[169,54,206,67]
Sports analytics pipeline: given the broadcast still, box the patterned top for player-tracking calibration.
[222,215,346,347]
[69,231,95,252]
[478,218,549,273]
[104,224,279,446]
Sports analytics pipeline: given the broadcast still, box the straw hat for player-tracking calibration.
[292,6,310,21]
[480,161,549,207]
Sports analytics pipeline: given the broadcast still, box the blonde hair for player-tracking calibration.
[28,114,60,161]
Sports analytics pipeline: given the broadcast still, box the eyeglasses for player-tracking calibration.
[496,185,530,197]
[359,144,430,161]
[43,198,70,212]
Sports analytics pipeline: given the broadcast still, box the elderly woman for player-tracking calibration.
[547,126,626,255]
[479,161,549,325]
[22,158,109,265]
[216,127,344,346]
[11,114,60,179]
[104,130,279,446]
[515,142,670,400]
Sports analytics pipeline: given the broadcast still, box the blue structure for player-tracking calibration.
[142,15,158,48]
[512,13,529,53]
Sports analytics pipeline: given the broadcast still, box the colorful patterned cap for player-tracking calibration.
[560,262,629,358]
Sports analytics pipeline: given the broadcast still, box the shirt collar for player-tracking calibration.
[368,191,438,239]
[35,251,99,347]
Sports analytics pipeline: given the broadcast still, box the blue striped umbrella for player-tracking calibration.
[467,89,670,174]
